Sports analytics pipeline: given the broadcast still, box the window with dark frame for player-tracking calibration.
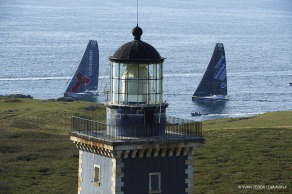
[93,164,101,186]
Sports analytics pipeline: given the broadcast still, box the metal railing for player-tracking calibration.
[70,116,202,141]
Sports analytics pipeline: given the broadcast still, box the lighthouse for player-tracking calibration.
[70,25,204,194]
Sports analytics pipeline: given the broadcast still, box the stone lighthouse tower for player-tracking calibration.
[70,25,204,194]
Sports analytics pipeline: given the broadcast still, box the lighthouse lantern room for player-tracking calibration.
[106,25,168,137]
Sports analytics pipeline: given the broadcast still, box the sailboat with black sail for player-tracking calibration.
[192,43,228,101]
[64,40,99,101]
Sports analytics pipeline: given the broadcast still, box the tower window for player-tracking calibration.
[93,164,101,186]
[149,172,161,193]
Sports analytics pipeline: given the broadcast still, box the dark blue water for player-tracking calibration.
[1,0,292,121]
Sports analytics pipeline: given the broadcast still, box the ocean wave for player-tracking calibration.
[0,77,70,81]
[0,75,109,81]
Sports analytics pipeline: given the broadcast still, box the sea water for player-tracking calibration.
[1,0,292,121]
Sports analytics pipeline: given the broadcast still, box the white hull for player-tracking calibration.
[64,91,98,102]
[192,95,228,101]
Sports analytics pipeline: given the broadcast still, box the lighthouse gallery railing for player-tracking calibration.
[71,116,202,140]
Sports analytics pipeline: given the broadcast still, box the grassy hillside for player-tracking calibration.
[0,97,291,193]
[195,112,292,193]
[0,97,105,194]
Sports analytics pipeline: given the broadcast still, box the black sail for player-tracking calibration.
[192,43,227,99]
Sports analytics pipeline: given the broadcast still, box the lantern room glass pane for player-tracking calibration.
[120,64,126,78]
[110,62,163,105]
[112,78,119,104]
[149,63,157,79]
[112,62,119,78]
[111,62,120,104]
[157,63,161,79]
[122,64,148,104]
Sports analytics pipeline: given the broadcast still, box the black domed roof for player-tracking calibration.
[109,26,165,63]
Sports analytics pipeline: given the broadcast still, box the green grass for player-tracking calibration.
[0,129,77,194]
[0,97,291,193]
[0,97,105,194]
[194,111,292,193]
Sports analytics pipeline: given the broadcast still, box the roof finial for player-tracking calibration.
[132,25,143,40]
